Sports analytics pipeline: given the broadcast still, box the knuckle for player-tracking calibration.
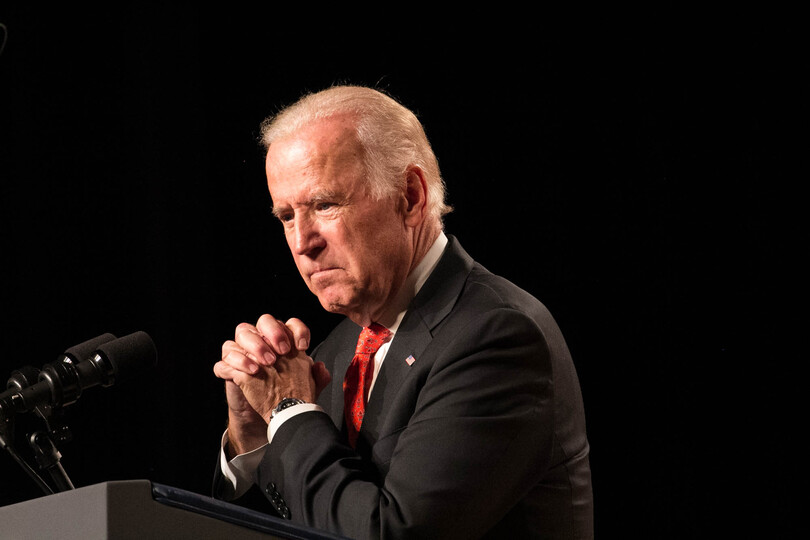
[235,322,256,335]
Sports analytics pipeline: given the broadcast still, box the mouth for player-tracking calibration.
[309,267,341,280]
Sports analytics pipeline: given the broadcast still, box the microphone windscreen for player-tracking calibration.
[62,333,117,362]
[95,331,158,382]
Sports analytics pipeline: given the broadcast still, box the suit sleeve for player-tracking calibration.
[258,306,556,539]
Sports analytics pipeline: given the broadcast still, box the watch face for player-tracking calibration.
[272,398,305,417]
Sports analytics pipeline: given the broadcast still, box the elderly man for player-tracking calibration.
[213,85,593,539]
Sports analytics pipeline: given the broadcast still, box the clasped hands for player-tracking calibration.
[213,314,331,456]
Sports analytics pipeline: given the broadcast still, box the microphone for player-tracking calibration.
[0,331,157,420]
[5,366,41,395]
[61,333,118,366]
[0,333,117,411]
[37,332,118,408]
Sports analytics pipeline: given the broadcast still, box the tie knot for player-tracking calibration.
[356,323,391,355]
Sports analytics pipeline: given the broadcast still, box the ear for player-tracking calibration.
[402,166,429,227]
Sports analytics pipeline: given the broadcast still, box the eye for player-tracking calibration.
[273,209,294,224]
[315,202,336,212]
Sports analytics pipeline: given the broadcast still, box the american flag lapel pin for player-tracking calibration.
[405,355,416,366]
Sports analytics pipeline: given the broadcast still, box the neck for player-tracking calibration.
[409,219,442,275]
[366,221,444,329]
[346,218,443,328]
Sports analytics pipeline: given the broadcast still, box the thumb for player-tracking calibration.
[311,361,332,398]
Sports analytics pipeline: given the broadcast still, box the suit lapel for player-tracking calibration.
[360,235,474,442]
[360,309,432,442]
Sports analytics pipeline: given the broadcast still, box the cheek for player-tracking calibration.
[325,209,403,278]
[358,233,407,282]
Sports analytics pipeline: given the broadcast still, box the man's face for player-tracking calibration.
[265,116,412,326]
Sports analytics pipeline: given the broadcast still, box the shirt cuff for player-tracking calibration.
[268,403,325,442]
[218,404,326,499]
[219,430,268,499]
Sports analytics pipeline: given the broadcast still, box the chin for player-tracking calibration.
[318,296,368,324]
[321,301,347,314]
[316,294,349,314]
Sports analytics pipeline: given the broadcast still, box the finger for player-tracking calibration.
[221,347,261,375]
[285,317,311,351]
[255,314,295,356]
[214,359,243,381]
[234,323,277,366]
[222,339,253,360]
[215,357,272,386]
[222,339,262,373]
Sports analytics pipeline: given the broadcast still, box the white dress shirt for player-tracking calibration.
[220,232,448,496]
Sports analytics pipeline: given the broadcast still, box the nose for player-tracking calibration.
[290,213,324,257]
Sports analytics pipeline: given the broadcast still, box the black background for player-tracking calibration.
[0,8,802,538]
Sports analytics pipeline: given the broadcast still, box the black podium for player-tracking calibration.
[0,480,349,539]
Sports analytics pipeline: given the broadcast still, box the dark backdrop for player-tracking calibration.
[0,8,801,538]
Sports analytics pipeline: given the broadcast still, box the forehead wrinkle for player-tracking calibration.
[267,117,367,219]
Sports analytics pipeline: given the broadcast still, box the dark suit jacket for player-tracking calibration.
[215,236,593,539]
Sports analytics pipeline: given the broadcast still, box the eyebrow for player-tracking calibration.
[270,206,288,220]
[270,189,345,219]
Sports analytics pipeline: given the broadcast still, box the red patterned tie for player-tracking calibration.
[343,323,391,448]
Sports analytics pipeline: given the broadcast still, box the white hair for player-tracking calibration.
[260,85,452,221]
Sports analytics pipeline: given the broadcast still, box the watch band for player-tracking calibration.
[271,397,306,418]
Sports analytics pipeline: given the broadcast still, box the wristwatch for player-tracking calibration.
[271,397,306,418]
